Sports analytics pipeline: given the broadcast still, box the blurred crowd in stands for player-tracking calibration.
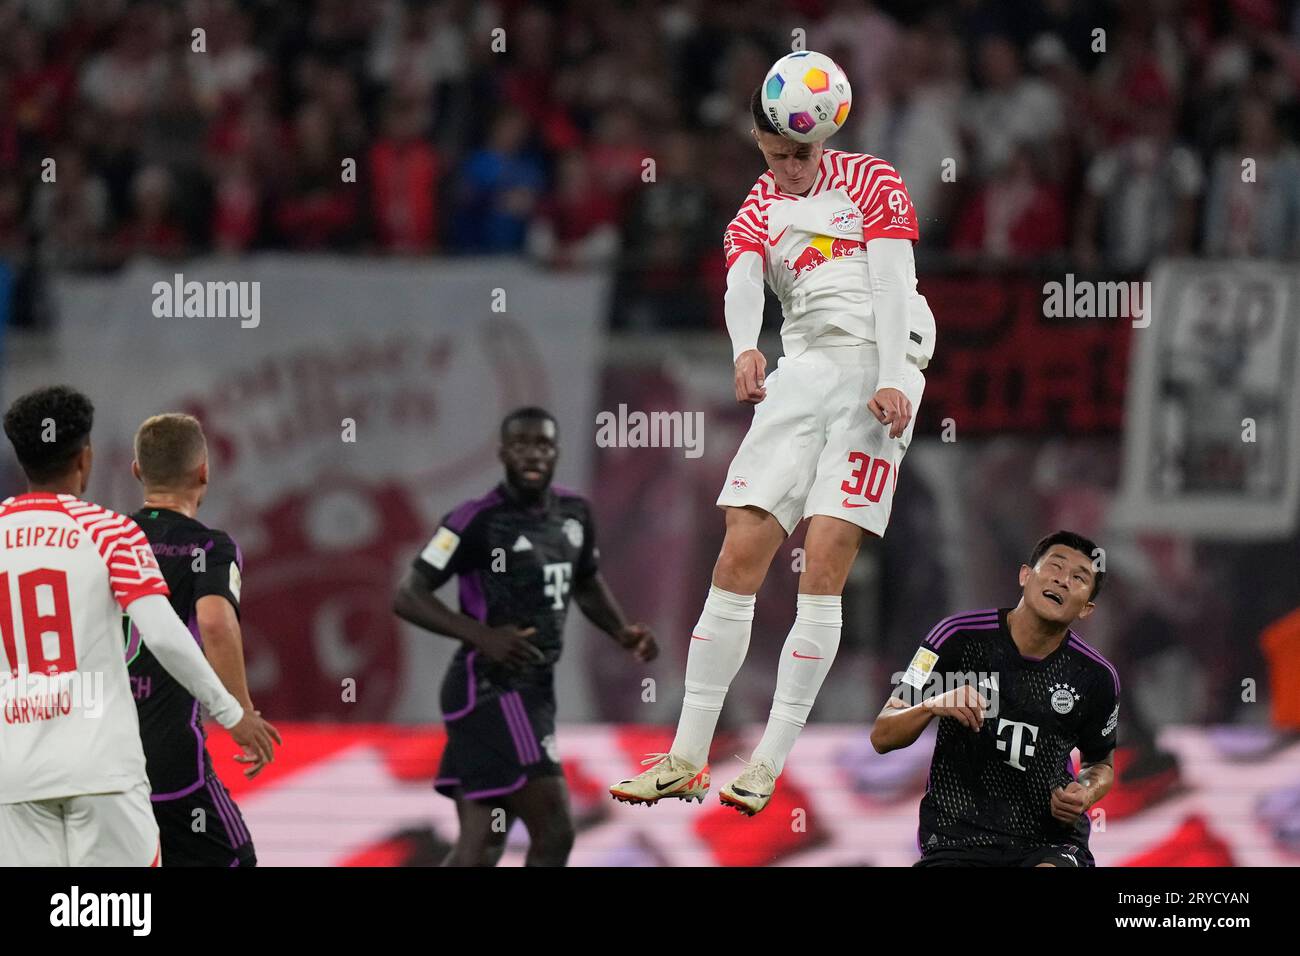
[1,0,1298,329]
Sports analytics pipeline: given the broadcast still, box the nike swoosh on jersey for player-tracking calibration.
[842,498,871,508]
[792,651,825,660]
[766,225,789,246]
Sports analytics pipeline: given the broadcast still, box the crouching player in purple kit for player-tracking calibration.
[872,531,1118,866]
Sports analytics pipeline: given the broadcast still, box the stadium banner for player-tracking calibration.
[1115,259,1300,538]
[914,274,1132,435]
[5,256,606,721]
[202,721,1299,867]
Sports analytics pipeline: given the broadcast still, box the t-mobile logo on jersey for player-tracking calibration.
[994,718,1039,771]
[543,562,572,610]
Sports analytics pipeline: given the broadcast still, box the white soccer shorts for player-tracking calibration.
[0,782,160,866]
[716,343,925,536]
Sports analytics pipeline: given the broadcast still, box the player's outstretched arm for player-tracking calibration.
[196,595,281,778]
[870,685,988,754]
[127,593,279,769]
[571,571,658,663]
[392,568,543,670]
[870,695,933,753]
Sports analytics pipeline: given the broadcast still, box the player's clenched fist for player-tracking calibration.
[868,387,912,439]
[617,623,659,662]
[922,685,989,732]
[734,349,768,404]
[1050,781,1090,824]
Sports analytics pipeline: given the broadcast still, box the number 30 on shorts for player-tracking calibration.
[841,452,891,501]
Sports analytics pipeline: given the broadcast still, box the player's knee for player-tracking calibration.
[713,542,767,590]
[531,820,575,861]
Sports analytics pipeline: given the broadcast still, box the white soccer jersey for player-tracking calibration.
[0,492,169,803]
[724,148,936,364]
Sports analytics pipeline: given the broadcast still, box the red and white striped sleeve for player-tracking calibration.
[62,499,170,610]
[723,180,769,269]
[837,152,920,242]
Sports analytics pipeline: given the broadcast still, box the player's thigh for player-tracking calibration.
[805,363,925,536]
[0,799,70,866]
[502,774,573,843]
[454,796,512,852]
[717,364,824,532]
[65,783,160,867]
[153,781,256,867]
[715,505,788,586]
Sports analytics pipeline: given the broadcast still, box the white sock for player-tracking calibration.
[750,593,842,775]
[670,585,755,768]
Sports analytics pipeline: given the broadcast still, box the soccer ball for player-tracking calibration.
[759,51,852,143]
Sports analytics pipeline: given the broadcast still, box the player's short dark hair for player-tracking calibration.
[3,385,95,483]
[134,413,207,488]
[750,85,779,135]
[1028,530,1105,600]
[500,406,558,442]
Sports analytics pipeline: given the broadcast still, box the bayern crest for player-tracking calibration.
[563,517,584,548]
[1050,682,1080,714]
[541,734,560,762]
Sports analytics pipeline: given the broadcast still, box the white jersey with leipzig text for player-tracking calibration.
[0,492,169,803]
[724,147,936,365]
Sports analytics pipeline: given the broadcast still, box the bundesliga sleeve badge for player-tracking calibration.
[420,527,460,570]
[902,646,939,689]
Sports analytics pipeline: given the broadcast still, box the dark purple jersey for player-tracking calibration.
[892,608,1120,853]
[124,507,243,799]
[411,482,598,691]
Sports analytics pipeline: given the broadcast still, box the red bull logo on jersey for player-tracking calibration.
[828,207,861,233]
[783,235,866,278]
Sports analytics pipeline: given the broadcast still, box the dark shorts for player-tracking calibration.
[434,655,562,803]
[152,769,256,867]
[915,841,1094,868]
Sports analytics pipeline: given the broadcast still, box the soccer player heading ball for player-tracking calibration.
[611,53,936,814]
